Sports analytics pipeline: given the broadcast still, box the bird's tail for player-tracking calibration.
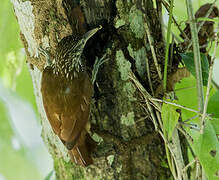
[69,131,96,167]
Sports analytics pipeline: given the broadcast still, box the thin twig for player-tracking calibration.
[129,72,159,130]
[202,171,208,180]
[163,0,174,92]
[186,0,218,51]
[129,73,182,178]
[171,129,189,180]
[162,0,189,41]
[183,115,199,123]
[144,21,162,80]
[169,36,174,68]
[200,25,219,134]
[155,111,163,129]
[183,158,197,173]
[174,86,195,92]
[177,126,194,143]
[144,37,154,95]
[171,155,178,180]
[212,80,219,90]
[158,130,178,179]
[151,98,200,114]
[186,0,205,113]
[163,24,182,43]
[129,72,161,109]
[195,161,202,180]
[180,122,200,131]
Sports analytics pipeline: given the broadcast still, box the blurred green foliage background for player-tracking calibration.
[0,1,52,180]
[0,0,218,180]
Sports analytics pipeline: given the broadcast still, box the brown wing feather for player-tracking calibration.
[41,67,93,149]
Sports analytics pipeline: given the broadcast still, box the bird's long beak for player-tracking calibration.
[76,25,102,55]
[83,25,102,43]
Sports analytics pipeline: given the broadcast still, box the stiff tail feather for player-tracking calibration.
[69,131,96,167]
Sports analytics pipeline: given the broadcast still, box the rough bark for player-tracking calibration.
[11,0,172,179]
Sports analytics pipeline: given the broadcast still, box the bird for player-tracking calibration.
[40,26,102,166]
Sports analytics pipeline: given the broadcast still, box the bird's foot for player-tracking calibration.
[38,46,52,67]
[91,54,109,84]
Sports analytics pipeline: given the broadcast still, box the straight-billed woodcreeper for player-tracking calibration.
[41,26,102,166]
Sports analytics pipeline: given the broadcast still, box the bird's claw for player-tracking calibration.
[38,46,52,67]
[92,54,109,84]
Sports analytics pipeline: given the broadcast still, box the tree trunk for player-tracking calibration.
[11,0,172,179]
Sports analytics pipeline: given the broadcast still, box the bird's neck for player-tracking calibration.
[52,56,85,79]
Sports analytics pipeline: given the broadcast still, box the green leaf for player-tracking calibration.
[44,170,54,180]
[191,119,219,180]
[210,118,219,135]
[180,52,209,86]
[161,102,180,140]
[175,76,198,122]
[208,90,219,118]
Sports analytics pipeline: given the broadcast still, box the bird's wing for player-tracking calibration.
[41,68,93,148]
